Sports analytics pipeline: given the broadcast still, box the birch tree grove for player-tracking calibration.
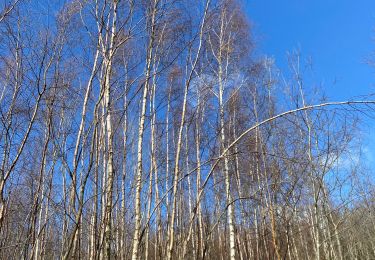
[1,0,375,259]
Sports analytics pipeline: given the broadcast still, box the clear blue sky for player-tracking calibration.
[245,0,375,165]
[245,0,375,100]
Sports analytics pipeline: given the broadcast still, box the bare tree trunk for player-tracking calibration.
[101,2,119,258]
[217,15,236,259]
[132,2,157,259]
[169,2,210,258]
[195,96,204,260]
[164,83,171,259]
[120,66,129,260]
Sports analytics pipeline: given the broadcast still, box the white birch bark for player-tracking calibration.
[131,2,157,259]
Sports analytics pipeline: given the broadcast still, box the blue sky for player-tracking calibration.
[245,0,375,167]
[245,0,375,100]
